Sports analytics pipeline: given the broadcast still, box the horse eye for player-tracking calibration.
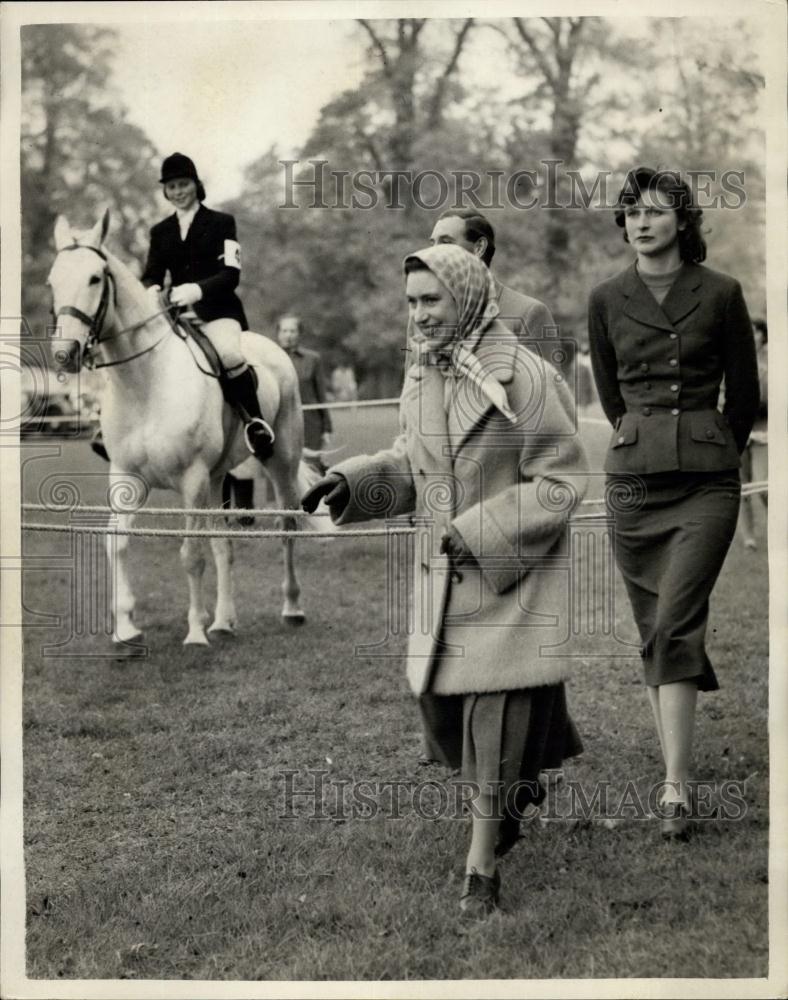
[89,274,101,285]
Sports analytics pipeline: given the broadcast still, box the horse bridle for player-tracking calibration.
[53,243,173,369]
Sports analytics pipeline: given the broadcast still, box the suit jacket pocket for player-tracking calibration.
[689,411,729,446]
[610,417,638,448]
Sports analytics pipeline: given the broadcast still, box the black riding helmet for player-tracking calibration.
[160,153,206,202]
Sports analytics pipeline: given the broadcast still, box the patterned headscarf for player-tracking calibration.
[403,244,515,423]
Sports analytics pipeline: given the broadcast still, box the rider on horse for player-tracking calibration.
[92,152,275,461]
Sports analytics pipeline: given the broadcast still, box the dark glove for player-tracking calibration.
[301,473,350,516]
[440,526,474,565]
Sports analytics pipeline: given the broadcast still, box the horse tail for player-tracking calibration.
[297,457,338,533]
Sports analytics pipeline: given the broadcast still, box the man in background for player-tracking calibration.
[276,313,333,463]
[429,208,556,340]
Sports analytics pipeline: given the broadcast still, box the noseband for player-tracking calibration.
[53,243,174,370]
[54,244,117,360]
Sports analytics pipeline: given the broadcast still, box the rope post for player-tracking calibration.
[42,511,145,658]
[354,516,426,658]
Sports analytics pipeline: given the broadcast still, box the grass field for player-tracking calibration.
[18,410,769,982]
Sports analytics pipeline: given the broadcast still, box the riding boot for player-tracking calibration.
[227,365,275,461]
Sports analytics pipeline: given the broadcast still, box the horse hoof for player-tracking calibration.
[112,630,143,645]
[282,613,306,627]
[208,625,236,638]
[183,634,210,646]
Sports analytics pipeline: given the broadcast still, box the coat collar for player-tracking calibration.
[403,320,518,459]
[168,203,209,242]
[620,261,703,332]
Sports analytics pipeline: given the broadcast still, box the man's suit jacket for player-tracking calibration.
[588,261,759,474]
[141,205,248,329]
[492,277,556,341]
[286,345,332,448]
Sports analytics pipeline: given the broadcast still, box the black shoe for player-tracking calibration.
[244,418,275,461]
[459,867,501,917]
[90,430,109,462]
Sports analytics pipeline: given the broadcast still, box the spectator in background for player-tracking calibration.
[276,314,333,458]
[739,317,768,549]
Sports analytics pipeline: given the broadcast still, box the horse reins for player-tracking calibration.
[54,243,174,370]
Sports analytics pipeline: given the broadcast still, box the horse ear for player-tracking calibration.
[86,208,111,248]
[53,215,72,251]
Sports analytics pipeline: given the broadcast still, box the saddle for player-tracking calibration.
[169,307,258,406]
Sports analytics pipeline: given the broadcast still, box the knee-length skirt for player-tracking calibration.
[607,469,741,691]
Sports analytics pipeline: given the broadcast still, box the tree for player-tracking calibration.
[21,24,161,335]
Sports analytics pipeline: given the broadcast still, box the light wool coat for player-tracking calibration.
[329,321,588,696]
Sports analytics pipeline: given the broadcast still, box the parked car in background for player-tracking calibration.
[19,365,98,437]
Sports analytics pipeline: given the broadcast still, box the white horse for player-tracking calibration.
[49,209,315,646]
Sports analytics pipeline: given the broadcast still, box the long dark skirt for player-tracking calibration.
[420,684,583,818]
[608,469,741,691]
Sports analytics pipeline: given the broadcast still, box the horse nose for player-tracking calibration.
[53,340,82,373]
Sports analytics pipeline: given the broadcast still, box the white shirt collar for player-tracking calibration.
[175,203,199,239]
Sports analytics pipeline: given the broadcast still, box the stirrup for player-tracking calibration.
[244,417,276,459]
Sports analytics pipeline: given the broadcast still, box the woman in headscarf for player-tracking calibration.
[303,244,588,916]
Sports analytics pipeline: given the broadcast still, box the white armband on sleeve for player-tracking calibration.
[222,239,242,270]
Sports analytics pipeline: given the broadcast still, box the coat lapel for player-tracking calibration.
[184,204,209,245]
[621,262,676,333]
[661,263,703,326]
[402,362,453,472]
[446,324,517,457]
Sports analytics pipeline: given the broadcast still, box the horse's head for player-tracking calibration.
[48,210,116,373]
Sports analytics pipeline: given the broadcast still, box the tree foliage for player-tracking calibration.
[21,24,160,332]
[20,18,766,393]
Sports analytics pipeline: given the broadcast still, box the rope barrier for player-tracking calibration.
[21,482,768,520]
[22,502,322,517]
[20,523,413,539]
[21,397,400,427]
[20,483,769,538]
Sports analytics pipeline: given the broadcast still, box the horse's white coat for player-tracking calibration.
[49,212,313,645]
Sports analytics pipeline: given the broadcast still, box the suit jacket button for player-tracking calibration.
[669,359,678,367]
[671,384,679,392]
[669,333,677,340]
[643,407,651,416]
[617,435,626,444]
[671,408,679,416]
[451,570,463,584]
[640,362,649,372]
[706,429,715,439]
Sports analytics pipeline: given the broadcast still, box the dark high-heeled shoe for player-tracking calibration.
[459,867,501,917]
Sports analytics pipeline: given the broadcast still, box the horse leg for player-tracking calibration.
[208,476,237,635]
[107,510,142,643]
[266,453,304,624]
[180,469,212,646]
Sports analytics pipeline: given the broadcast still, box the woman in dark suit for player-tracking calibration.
[588,166,759,838]
[141,152,274,459]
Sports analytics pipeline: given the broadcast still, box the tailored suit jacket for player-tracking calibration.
[141,205,248,329]
[588,262,759,474]
[492,276,557,342]
[284,345,332,448]
[328,321,588,697]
